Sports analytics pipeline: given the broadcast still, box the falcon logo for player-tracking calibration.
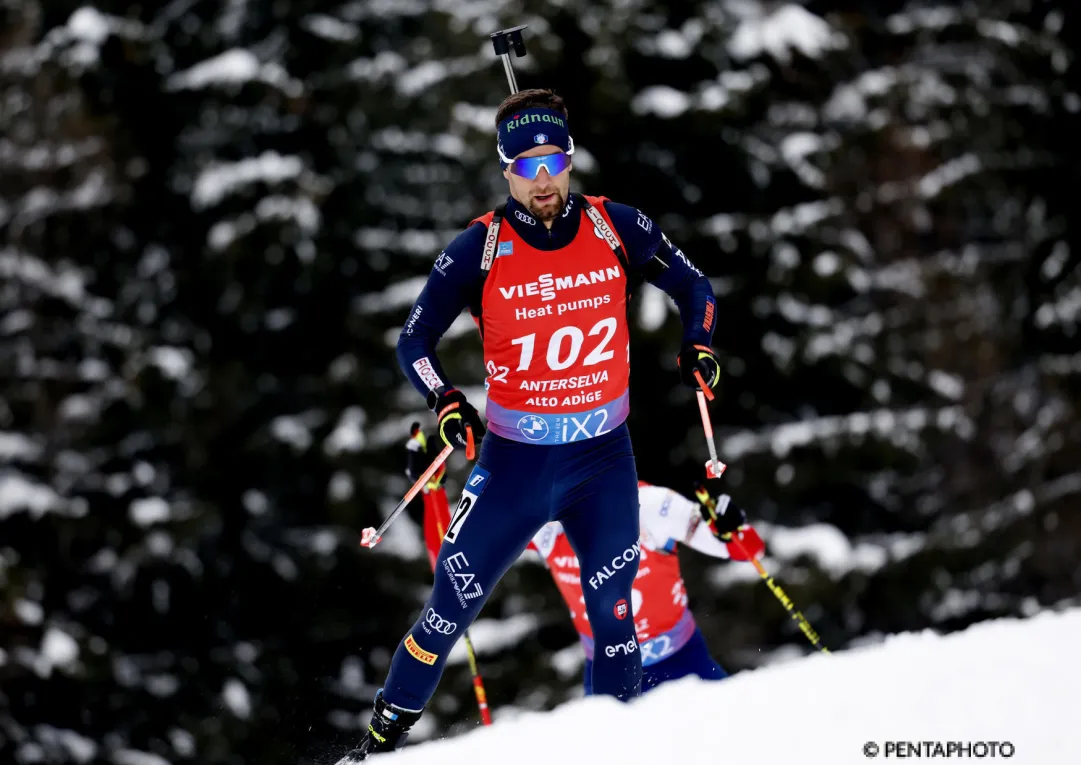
[588,542,642,590]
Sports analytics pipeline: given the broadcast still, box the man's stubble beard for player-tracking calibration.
[527,189,567,221]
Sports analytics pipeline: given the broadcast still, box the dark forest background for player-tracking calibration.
[2,1,1079,763]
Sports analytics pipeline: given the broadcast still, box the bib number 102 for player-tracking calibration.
[506,316,620,378]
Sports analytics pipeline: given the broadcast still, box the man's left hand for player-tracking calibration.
[678,344,722,392]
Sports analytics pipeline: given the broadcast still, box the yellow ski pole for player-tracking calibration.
[694,487,830,654]
[689,373,829,654]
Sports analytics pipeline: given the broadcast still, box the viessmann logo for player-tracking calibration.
[498,266,622,302]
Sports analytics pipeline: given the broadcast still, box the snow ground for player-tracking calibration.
[378,607,1079,764]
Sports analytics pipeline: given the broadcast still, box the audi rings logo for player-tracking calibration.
[515,209,536,225]
[425,608,457,635]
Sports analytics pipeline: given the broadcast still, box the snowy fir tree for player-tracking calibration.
[1,1,1078,763]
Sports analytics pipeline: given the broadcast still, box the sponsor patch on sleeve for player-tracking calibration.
[404,634,438,665]
[412,357,444,391]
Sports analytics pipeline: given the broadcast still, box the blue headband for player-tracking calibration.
[497,107,574,168]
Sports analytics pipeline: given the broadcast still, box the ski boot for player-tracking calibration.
[334,690,424,763]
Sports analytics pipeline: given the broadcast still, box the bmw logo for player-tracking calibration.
[517,415,550,441]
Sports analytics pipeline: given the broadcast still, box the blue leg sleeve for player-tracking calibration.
[555,424,643,701]
[380,433,551,710]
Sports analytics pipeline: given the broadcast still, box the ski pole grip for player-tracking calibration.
[465,425,476,461]
[694,369,714,401]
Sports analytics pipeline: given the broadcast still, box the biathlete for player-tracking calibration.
[339,88,723,762]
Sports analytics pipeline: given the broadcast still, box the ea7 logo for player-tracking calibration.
[434,251,454,275]
[443,552,484,609]
[636,211,652,233]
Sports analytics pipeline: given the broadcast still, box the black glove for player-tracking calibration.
[677,344,722,392]
[425,387,485,457]
[692,482,747,538]
[405,422,446,489]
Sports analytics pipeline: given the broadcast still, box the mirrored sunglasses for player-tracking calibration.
[509,152,572,180]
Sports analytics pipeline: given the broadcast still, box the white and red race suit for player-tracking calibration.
[527,481,734,667]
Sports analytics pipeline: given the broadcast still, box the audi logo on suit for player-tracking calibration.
[424,608,457,635]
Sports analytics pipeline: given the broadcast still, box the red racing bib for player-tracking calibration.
[471,196,631,445]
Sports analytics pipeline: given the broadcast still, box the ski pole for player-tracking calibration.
[360,442,454,548]
[432,512,493,726]
[690,373,829,653]
[694,487,830,654]
[693,369,726,479]
[489,25,529,94]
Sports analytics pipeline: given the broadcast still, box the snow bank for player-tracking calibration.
[383,608,1079,764]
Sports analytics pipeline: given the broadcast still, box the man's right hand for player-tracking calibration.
[425,387,485,458]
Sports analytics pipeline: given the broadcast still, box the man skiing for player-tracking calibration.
[528,479,764,694]
[339,88,721,761]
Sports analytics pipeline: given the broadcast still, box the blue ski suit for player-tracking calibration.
[384,192,716,711]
